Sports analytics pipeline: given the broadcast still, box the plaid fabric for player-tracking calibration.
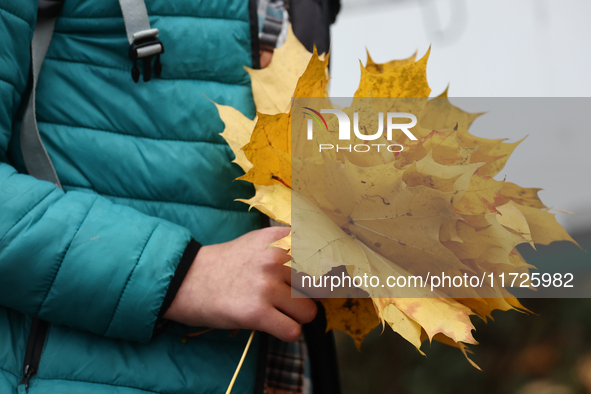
[257,0,289,51]
[265,220,311,393]
[259,2,308,387]
[265,334,312,394]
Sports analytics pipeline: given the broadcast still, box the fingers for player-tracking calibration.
[238,226,317,343]
[260,308,303,342]
[260,226,290,244]
[281,264,294,286]
[273,284,318,325]
[268,247,291,267]
[254,287,317,343]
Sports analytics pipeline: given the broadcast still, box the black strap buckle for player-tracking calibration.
[128,35,165,83]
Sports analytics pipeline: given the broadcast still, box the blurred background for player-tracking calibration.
[325,1,591,393]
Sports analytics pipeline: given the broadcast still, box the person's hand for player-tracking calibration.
[163,227,318,342]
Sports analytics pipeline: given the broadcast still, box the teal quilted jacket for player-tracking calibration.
[0,0,265,392]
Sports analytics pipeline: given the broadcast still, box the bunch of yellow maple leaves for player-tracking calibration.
[215,29,576,368]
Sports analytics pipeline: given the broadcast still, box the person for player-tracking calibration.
[0,0,339,393]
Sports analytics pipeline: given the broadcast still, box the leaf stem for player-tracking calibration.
[271,175,291,189]
[225,330,256,394]
[181,327,215,343]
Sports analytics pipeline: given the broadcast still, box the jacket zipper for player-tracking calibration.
[18,317,49,392]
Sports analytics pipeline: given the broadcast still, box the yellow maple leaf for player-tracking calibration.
[238,184,291,225]
[271,232,291,256]
[355,49,431,99]
[322,298,380,350]
[443,214,528,262]
[512,203,579,246]
[365,50,417,73]
[420,87,482,132]
[359,244,477,345]
[238,112,291,187]
[453,174,504,215]
[246,26,314,114]
[390,297,476,345]
[398,130,475,167]
[293,49,330,99]
[455,127,524,177]
[306,158,468,280]
[214,27,577,368]
[373,298,423,351]
[499,182,547,209]
[427,332,481,371]
[289,188,480,349]
[402,150,484,200]
[496,200,535,247]
[216,103,255,172]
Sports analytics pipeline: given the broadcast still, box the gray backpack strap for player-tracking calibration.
[118,0,164,82]
[20,14,61,188]
[20,0,162,188]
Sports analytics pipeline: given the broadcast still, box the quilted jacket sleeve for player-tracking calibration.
[0,0,195,343]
